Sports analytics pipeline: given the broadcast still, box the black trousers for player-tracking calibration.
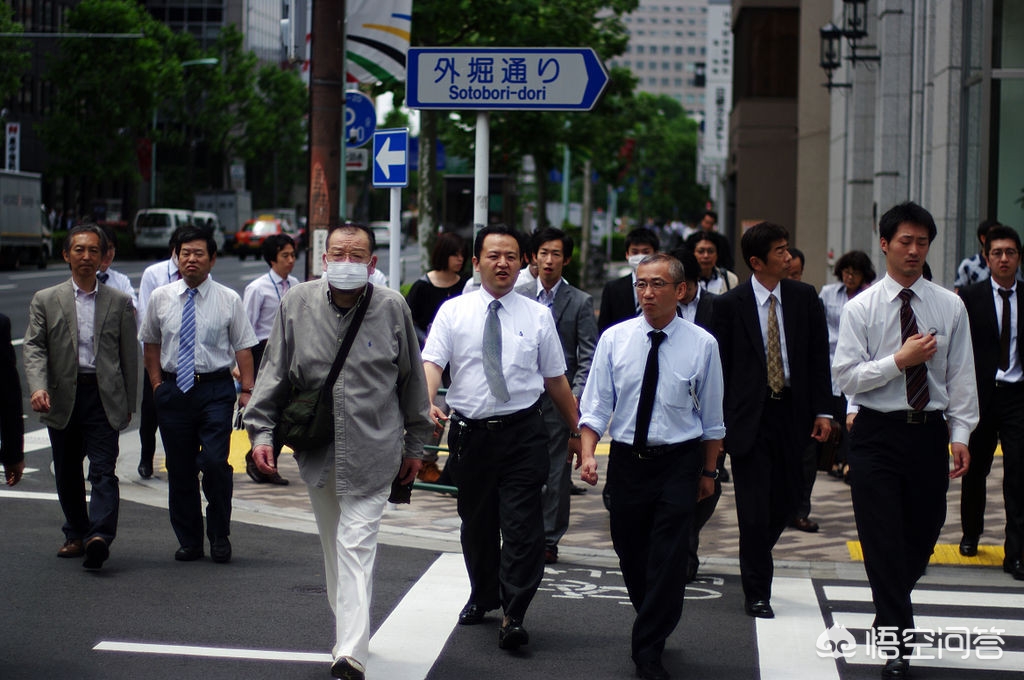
[449,409,548,621]
[961,381,1024,562]
[849,408,949,643]
[48,381,120,544]
[730,394,801,602]
[608,440,701,665]
[154,375,236,548]
[138,377,158,467]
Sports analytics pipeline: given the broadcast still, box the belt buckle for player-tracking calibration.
[769,390,783,401]
[636,447,654,460]
[484,419,502,431]
[906,411,924,425]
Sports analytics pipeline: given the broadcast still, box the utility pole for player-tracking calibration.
[305,0,345,279]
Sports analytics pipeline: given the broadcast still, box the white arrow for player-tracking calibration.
[375,137,404,180]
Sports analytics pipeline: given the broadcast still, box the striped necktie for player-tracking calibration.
[898,288,930,410]
[177,288,198,393]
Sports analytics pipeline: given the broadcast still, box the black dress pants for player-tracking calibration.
[607,440,701,665]
[449,410,548,621]
[849,409,949,644]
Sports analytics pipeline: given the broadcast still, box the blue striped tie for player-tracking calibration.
[177,288,198,393]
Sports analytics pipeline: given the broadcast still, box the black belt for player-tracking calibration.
[77,372,98,385]
[767,386,791,401]
[162,369,233,384]
[859,406,944,425]
[450,400,542,432]
[611,438,699,460]
[995,380,1024,390]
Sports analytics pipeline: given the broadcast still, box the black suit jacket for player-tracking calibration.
[711,279,832,459]
[960,281,1024,413]
[598,273,638,335]
[0,313,24,467]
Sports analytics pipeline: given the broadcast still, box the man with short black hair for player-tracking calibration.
[833,201,978,679]
[599,227,660,334]
[140,226,256,564]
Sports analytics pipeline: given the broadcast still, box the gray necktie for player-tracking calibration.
[484,299,511,403]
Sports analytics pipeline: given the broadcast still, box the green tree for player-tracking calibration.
[242,64,308,208]
[0,4,30,107]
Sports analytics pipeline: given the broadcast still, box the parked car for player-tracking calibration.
[133,208,226,259]
[234,215,303,260]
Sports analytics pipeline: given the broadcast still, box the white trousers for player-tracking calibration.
[306,484,388,664]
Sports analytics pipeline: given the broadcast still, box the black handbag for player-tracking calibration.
[275,284,373,450]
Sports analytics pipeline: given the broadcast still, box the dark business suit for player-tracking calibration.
[598,273,637,334]
[516,280,597,552]
[23,280,138,544]
[960,281,1024,564]
[711,279,832,602]
[0,314,24,472]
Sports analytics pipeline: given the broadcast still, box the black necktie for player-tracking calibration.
[634,330,666,450]
[97,271,109,284]
[999,288,1014,371]
[898,289,930,411]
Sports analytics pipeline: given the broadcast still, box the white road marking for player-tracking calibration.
[0,489,59,502]
[91,553,470,677]
[824,585,1024,609]
[756,576,841,680]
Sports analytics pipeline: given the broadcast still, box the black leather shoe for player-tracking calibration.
[245,451,268,483]
[1009,559,1024,581]
[210,536,232,563]
[83,536,109,570]
[881,657,909,678]
[174,545,204,562]
[267,471,290,485]
[744,599,775,618]
[498,617,529,650]
[570,483,588,495]
[458,603,493,625]
[791,517,819,533]
[330,656,365,680]
[138,462,153,479]
[635,659,670,680]
[958,535,979,557]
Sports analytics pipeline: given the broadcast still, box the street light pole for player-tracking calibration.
[150,57,218,207]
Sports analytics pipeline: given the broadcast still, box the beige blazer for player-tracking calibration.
[23,279,138,430]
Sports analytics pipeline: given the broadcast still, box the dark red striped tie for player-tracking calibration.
[898,288,930,411]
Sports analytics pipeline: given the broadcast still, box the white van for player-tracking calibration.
[133,208,226,259]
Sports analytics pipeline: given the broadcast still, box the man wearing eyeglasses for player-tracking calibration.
[958,224,1024,581]
[579,253,724,680]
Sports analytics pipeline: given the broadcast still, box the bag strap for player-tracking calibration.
[323,283,374,390]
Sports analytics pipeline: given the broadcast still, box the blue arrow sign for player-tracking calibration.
[406,47,609,111]
[344,91,376,148]
[372,128,409,188]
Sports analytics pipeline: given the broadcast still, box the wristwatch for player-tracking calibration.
[701,468,720,480]
[568,431,582,440]
[241,386,254,394]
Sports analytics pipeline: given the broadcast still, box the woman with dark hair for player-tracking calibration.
[405,232,468,483]
[405,232,469,346]
[820,250,876,480]
[692,231,738,293]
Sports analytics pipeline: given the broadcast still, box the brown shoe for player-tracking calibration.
[417,461,442,483]
[57,538,84,558]
[790,517,819,533]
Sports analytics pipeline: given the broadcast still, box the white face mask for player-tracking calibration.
[325,261,369,290]
[627,254,646,270]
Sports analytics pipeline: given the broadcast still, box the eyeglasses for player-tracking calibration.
[634,279,680,291]
[989,249,1019,260]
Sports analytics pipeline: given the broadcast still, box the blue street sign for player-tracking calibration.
[345,91,376,148]
[406,47,609,111]
[372,128,409,188]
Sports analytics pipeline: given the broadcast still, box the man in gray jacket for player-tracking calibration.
[245,222,432,680]
[24,224,138,570]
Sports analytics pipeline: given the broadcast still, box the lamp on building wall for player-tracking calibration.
[842,0,879,64]
[820,23,851,90]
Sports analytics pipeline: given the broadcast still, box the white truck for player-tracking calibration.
[195,190,252,253]
[0,170,49,269]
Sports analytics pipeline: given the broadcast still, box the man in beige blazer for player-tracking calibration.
[24,224,138,570]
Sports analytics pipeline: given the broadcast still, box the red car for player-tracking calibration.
[234,216,305,260]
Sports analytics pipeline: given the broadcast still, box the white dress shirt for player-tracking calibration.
[98,267,139,313]
[138,257,180,321]
[677,286,705,324]
[139,277,257,373]
[991,278,1022,383]
[422,288,566,419]
[243,270,300,342]
[579,315,726,446]
[832,273,979,444]
[72,279,98,371]
[750,276,792,383]
[534,277,563,307]
[821,281,856,396]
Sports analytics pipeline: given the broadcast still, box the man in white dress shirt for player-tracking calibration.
[139,225,257,564]
[242,233,299,485]
[833,201,978,680]
[422,225,582,652]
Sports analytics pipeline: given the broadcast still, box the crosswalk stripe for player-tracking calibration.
[823,585,1024,609]
[834,612,1024,637]
[756,577,841,680]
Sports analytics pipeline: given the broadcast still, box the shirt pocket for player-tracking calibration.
[508,333,540,370]
[662,372,697,415]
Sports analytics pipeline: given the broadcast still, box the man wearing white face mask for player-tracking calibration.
[598,227,660,335]
[244,222,432,680]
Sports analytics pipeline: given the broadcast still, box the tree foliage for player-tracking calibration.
[0,4,30,107]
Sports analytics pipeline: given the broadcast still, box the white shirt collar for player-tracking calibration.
[750,276,781,307]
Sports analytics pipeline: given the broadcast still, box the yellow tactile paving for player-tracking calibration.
[847,541,1005,566]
